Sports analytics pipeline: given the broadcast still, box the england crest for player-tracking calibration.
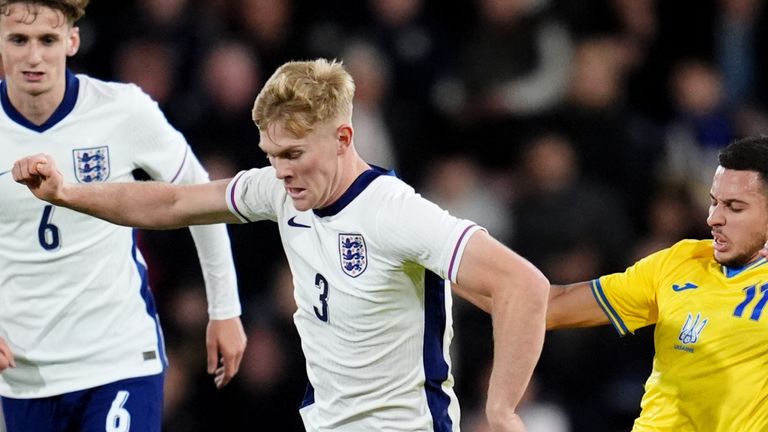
[72,146,110,183]
[339,234,367,278]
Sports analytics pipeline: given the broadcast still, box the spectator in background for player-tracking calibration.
[630,183,707,261]
[190,40,263,170]
[512,133,633,281]
[362,0,459,116]
[662,60,734,212]
[345,0,460,184]
[461,0,572,120]
[233,0,301,78]
[553,37,663,224]
[124,0,220,88]
[342,40,398,170]
[421,154,512,243]
[114,38,175,107]
[716,0,763,109]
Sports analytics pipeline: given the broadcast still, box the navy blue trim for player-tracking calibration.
[300,382,315,409]
[313,165,396,217]
[423,271,453,431]
[725,265,747,278]
[723,257,767,278]
[0,70,80,132]
[591,279,630,336]
[131,230,168,369]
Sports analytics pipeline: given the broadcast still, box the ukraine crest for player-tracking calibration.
[339,234,367,278]
[72,146,110,183]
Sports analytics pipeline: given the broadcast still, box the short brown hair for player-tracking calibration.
[0,0,89,24]
[252,58,355,139]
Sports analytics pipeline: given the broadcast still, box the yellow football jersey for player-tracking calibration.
[593,239,768,432]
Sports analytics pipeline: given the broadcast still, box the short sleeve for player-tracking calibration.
[375,187,483,283]
[593,249,665,335]
[225,167,284,223]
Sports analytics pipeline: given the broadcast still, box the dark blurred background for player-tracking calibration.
[47,0,768,430]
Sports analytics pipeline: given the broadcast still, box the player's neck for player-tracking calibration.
[325,156,371,207]
[6,81,66,126]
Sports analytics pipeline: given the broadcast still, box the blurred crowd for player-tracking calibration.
[35,0,768,430]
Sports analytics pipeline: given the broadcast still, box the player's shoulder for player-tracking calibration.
[367,171,415,199]
[660,239,713,265]
[75,74,152,108]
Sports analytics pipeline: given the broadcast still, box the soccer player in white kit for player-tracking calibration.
[13,58,549,431]
[0,1,247,431]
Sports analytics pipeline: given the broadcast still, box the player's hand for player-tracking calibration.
[0,337,16,373]
[12,153,64,203]
[206,317,247,389]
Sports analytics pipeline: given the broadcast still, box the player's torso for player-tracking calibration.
[0,76,165,397]
[0,77,142,258]
[277,179,457,431]
[638,244,768,431]
[0,78,143,295]
[282,201,429,371]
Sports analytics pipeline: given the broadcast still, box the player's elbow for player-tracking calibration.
[524,271,550,311]
[499,266,549,312]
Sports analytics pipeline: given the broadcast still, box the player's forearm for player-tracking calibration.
[55,181,189,229]
[547,282,610,329]
[452,282,492,313]
[189,224,242,319]
[485,269,548,426]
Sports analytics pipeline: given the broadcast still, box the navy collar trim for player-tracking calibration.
[723,257,768,278]
[1,70,80,133]
[313,165,396,217]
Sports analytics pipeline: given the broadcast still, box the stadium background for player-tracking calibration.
[21,0,768,430]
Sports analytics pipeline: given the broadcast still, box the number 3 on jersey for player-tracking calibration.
[314,273,330,322]
[38,205,61,251]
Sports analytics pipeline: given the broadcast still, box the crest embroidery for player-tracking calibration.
[72,146,110,183]
[339,234,367,278]
[678,312,708,345]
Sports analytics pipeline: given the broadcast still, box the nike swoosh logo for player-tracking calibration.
[287,216,311,228]
[672,282,698,292]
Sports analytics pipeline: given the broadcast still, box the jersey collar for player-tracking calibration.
[1,69,80,133]
[313,165,396,217]
[723,257,768,278]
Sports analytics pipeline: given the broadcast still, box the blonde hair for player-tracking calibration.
[0,0,89,24]
[252,58,355,139]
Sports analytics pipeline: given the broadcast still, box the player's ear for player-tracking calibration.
[66,26,80,57]
[336,124,353,155]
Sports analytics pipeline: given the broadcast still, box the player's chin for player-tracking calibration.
[715,250,753,268]
[290,198,313,212]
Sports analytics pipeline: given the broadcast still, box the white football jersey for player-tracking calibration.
[226,166,482,431]
[0,72,238,398]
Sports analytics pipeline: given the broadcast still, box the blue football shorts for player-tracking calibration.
[1,372,164,432]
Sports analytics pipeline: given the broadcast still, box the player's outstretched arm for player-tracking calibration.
[454,231,549,432]
[207,317,247,389]
[0,337,15,372]
[547,282,610,329]
[455,280,611,330]
[13,154,240,228]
